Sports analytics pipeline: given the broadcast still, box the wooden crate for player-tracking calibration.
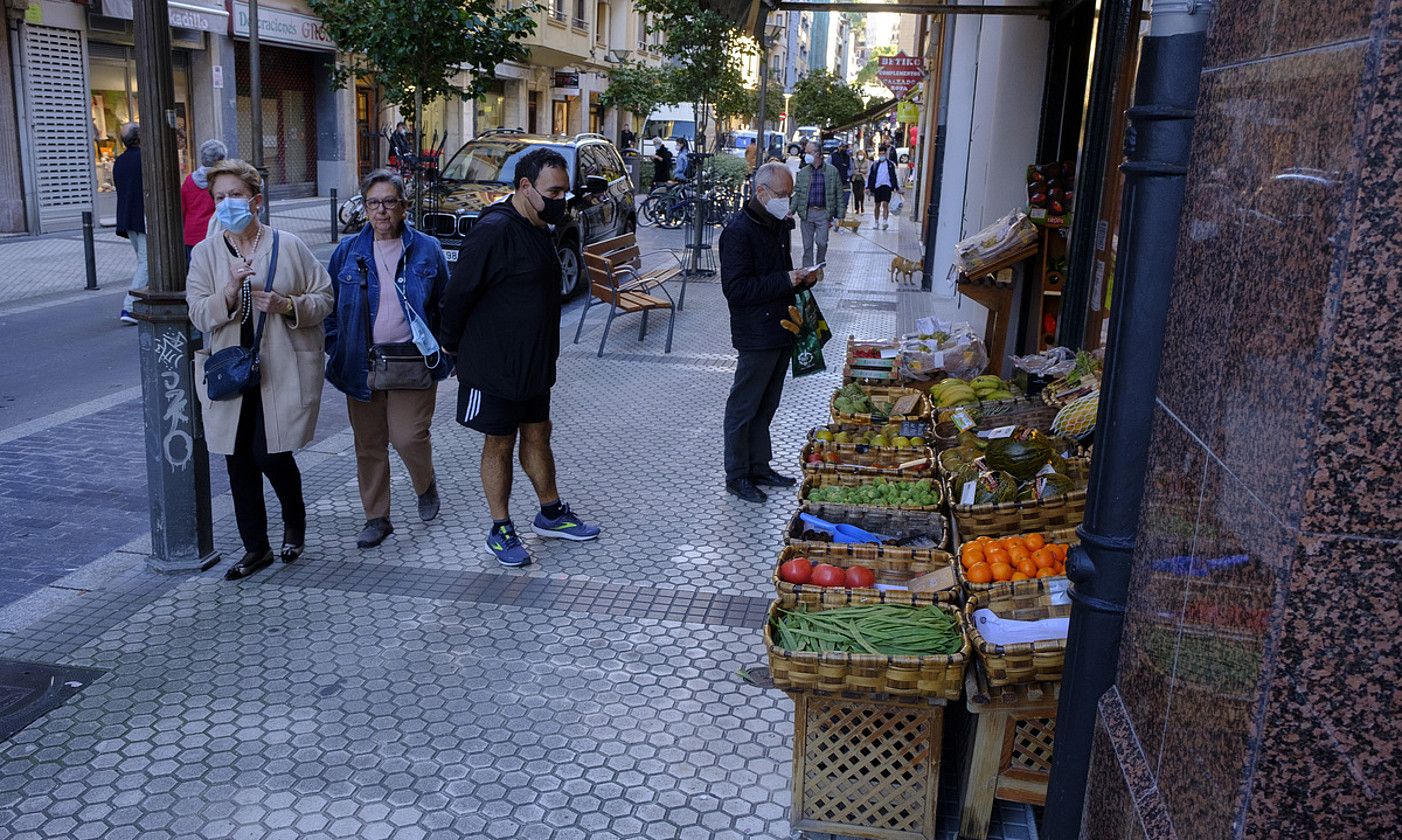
[791,692,947,840]
[958,666,1059,840]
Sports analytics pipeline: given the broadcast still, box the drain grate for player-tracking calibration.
[0,658,105,742]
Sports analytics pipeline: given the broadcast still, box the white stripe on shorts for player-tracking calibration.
[463,388,481,422]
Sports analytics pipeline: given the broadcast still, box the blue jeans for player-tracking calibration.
[123,231,148,312]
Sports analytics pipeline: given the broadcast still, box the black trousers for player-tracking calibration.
[851,177,865,212]
[723,347,789,484]
[226,390,306,553]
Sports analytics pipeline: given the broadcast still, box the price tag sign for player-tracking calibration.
[1048,579,1071,605]
[1037,462,1057,476]
[899,421,929,438]
[951,407,976,431]
[980,425,1016,439]
[960,480,977,506]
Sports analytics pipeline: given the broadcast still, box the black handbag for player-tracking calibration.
[205,231,281,401]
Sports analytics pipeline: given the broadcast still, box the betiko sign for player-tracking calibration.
[876,53,924,98]
[231,2,336,51]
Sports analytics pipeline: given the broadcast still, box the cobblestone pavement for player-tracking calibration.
[0,209,1017,840]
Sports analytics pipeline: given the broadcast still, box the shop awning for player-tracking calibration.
[697,0,1050,33]
[99,0,229,33]
[827,97,900,133]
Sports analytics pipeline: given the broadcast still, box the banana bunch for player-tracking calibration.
[931,375,1016,408]
[930,378,980,408]
[780,304,804,335]
[969,375,1016,402]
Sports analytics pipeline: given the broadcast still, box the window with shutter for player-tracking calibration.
[24,26,94,232]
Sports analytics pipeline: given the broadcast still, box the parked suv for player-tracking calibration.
[419,130,636,298]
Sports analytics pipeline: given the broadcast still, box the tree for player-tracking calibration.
[790,69,866,130]
[855,45,897,88]
[635,0,753,158]
[600,63,677,120]
[715,84,781,132]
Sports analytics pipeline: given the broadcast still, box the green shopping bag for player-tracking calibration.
[787,288,832,377]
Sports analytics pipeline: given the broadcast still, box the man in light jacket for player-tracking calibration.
[790,141,842,266]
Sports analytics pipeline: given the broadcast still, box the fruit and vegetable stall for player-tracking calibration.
[762,334,1100,840]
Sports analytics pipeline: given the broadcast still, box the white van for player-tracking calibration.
[641,105,697,159]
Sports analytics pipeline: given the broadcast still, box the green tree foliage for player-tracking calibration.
[790,69,867,129]
[636,0,753,155]
[855,45,898,88]
[308,0,538,112]
[601,63,676,117]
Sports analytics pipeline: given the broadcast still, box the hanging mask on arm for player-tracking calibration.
[394,277,442,367]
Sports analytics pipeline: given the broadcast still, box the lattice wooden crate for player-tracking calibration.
[790,692,946,840]
[958,667,1059,840]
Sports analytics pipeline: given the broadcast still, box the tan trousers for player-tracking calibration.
[346,388,437,520]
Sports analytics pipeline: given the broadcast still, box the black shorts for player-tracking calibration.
[873,185,894,204]
[457,386,551,436]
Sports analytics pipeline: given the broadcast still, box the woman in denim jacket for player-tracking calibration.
[325,169,452,549]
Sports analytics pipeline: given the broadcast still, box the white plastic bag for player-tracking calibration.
[890,192,904,216]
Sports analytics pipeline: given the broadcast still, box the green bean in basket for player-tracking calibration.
[774,604,963,656]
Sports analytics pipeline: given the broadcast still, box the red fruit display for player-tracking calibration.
[779,557,813,584]
[809,564,847,588]
[844,566,876,588]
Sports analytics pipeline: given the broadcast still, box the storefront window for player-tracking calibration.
[476,80,507,134]
[89,45,192,193]
[234,42,319,196]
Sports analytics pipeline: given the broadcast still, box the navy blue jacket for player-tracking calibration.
[719,201,796,352]
[113,146,145,237]
[324,223,452,402]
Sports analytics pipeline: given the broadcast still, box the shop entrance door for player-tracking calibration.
[356,84,379,179]
[528,91,539,134]
[552,100,568,135]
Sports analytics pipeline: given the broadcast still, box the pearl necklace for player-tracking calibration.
[228,224,264,325]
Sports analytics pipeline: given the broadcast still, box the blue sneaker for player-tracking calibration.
[531,504,601,542]
[486,523,531,567]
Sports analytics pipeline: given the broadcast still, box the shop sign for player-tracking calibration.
[231,2,336,51]
[896,100,919,123]
[552,71,580,89]
[877,52,924,98]
[100,0,227,32]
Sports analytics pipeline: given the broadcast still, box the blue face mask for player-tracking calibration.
[216,197,255,233]
[393,276,442,364]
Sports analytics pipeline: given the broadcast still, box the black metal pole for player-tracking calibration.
[1041,3,1213,837]
[1056,0,1137,350]
[330,188,339,243]
[82,210,98,290]
[248,0,269,223]
[131,0,219,573]
[921,15,954,293]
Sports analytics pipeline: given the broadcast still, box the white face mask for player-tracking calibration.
[761,190,790,219]
[804,154,815,166]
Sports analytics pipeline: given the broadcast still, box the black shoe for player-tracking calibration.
[726,479,768,504]
[280,543,304,564]
[225,549,274,580]
[281,525,305,564]
[752,469,797,488]
[417,481,440,523]
[357,517,394,548]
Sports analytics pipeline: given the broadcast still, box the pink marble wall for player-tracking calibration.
[1081,1,1402,837]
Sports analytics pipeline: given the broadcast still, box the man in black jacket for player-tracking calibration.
[719,162,822,503]
[438,147,601,567]
[113,123,145,325]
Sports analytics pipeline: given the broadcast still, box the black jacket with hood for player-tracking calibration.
[719,201,796,352]
[438,199,562,403]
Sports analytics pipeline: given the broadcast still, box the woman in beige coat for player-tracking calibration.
[187,159,334,580]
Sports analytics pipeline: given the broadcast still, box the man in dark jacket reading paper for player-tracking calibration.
[438,147,601,568]
[719,162,822,503]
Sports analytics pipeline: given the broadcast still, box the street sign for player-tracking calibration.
[877,52,924,98]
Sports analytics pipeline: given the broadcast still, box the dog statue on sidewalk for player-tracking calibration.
[889,255,923,286]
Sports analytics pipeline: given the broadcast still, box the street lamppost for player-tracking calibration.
[753,19,783,173]
[131,0,218,573]
[248,0,269,221]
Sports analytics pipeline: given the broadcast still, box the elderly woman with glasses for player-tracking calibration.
[325,169,453,550]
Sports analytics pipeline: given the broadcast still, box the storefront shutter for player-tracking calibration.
[23,25,94,232]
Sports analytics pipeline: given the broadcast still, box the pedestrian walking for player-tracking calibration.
[652,142,674,186]
[851,150,869,214]
[437,147,601,568]
[180,139,227,262]
[325,169,452,549]
[186,159,334,580]
[830,141,853,219]
[719,162,822,503]
[674,137,692,182]
[868,145,902,230]
[113,123,145,325]
[389,121,413,166]
[790,141,842,266]
[620,125,636,151]
[745,139,759,171]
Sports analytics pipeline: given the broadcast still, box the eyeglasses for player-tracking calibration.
[365,198,403,211]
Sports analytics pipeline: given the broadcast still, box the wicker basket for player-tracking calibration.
[954,527,1079,597]
[800,440,936,479]
[964,583,1071,687]
[946,459,1089,539]
[766,601,969,700]
[773,544,958,609]
[932,395,1047,427]
[1040,377,1097,409]
[801,473,943,512]
[790,692,946,840]
[831,385,932,426]
[785,502,948,551]
[808,421,935,444]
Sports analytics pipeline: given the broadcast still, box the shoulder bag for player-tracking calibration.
[205,231,281,401]
[363,253,433,391]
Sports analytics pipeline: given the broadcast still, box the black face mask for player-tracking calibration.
[532,184,569,225]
